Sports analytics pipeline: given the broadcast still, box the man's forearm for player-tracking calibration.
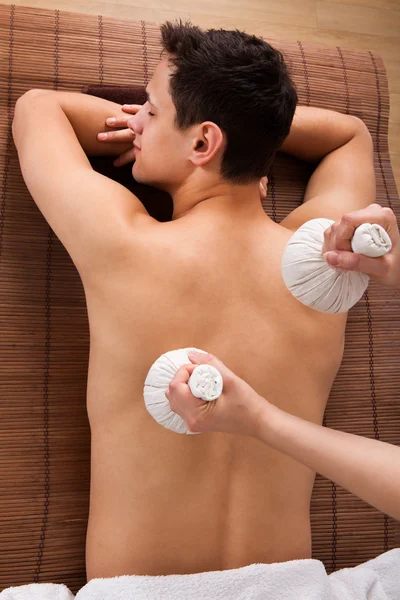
[256,400,400,520]
[279,106,364,163]
[23,89,133,157]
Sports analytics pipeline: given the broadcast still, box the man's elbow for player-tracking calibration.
[13,89,52,117]
[12,103,22,147]
[13,90,32,128]
[12,96,27,147]
[12,90,50,145]
[352,117,374,147]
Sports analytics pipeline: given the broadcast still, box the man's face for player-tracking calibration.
[128,57,191,190]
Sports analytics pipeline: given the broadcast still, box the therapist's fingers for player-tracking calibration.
[165,364,198,404]
[165,364,206,432]
[323,204,400,287]
[343,204,398,241]
[325,249,400,288]
[323,216,355,254]
[353,206,400,248]
[325,250,389,277]
[322,204,399,255]
[168,364,197,389]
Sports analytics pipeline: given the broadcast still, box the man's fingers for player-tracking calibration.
[98,128,135,142]
[106,117,129,127]
[325,250,389,279]
[108,106,142,124]
[113,148,136,167]
[121,104,143,114]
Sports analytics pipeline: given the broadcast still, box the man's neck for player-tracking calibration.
[169,177,267,222]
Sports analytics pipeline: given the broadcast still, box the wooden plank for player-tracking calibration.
[317,1,400,37]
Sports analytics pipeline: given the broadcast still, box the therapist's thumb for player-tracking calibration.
[325,250,389,280]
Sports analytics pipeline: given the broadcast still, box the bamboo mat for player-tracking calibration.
[0,3,399,594]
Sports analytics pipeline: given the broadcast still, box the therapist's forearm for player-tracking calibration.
[25,89,134,157]
[256,401,400,520]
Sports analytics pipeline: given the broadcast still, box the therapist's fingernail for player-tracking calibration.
[325,251,340,266]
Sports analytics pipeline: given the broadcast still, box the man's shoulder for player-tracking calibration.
[100,214,293,281]
[80,212,166,287]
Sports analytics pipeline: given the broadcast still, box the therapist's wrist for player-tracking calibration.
[252,397,285,446]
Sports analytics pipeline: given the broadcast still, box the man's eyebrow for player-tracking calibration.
[145,88,158,109]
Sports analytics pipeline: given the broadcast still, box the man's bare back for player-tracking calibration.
[83,210,347,581]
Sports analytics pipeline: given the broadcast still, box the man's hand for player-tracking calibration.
[322,203,400,288]
[97,104,142,166]
[20,90,137,157]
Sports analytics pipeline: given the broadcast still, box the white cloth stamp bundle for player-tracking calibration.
[281,218,392,313]
[144,348,223,435]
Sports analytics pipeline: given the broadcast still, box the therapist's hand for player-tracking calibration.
[322,203,400,288]
[165,351,268,438]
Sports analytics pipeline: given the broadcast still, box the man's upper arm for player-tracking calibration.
[280,119,375,231]
[12,90,154,277]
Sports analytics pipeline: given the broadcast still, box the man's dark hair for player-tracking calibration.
[160,21,298,185]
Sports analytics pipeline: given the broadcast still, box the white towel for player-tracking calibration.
[1,549,399,599]
[0,583,74,599]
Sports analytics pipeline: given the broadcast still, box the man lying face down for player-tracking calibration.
[84,21,376,580]
[13,20,376,582]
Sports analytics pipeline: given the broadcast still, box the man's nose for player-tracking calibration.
[127,117,135,131]
[127,116,142,135]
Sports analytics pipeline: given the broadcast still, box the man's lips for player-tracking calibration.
[133,142,141,150]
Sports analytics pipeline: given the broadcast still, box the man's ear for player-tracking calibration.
[190,122,225,167]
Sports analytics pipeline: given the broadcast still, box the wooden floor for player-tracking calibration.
[4,0,400,190]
